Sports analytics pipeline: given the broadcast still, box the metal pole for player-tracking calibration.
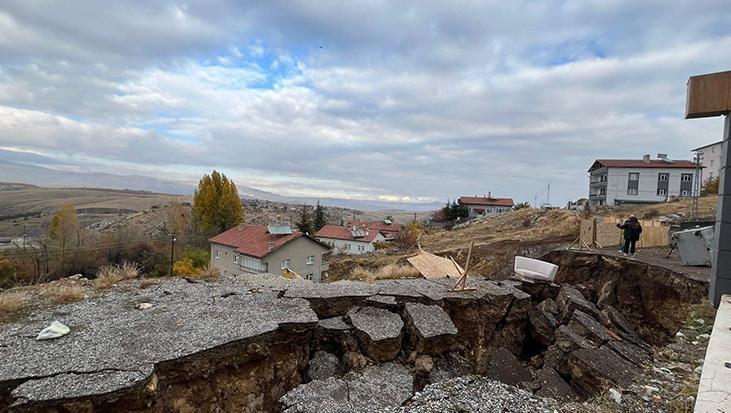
[710,115,731,307]
[169,232,176,277]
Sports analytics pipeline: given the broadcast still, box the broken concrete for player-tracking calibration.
[483,347,533,386]
[347,306,404,361]
[403,302,457,354]
[280,363,413,413]
[307,351,341,381]
[528,298,560,346]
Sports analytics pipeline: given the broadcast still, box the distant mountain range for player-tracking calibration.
[0,149,440,212]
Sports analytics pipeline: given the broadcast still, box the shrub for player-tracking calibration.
[95,262,140,289]
[397,223,421,250]
[702,176,719,195]
[193,264,221,280]
[0,257,18,289]
[0,291,29,321]
[42,285,86,304]
[173,258,198,277]
[179,247,209,269]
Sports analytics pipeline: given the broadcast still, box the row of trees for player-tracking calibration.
[295,201,327,234]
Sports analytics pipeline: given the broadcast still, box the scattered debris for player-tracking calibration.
[138,303,153,310]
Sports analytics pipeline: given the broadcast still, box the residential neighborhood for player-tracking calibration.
[587,154,699,207]
[208,223,330,282]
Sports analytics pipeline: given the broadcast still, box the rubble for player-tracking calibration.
[347,306,404,361]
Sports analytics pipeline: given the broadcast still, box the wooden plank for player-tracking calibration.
[407,250,463,278]
[686,70,731,119]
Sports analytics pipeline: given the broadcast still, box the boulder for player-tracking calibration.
[554,325,592,353]
[567,346,639,397]
[308,351,341,381]
[415,355,433,375]
[403,302,458,354]
[605,340,649,367]
[347,306,403,361]
[529,298,560,346]
[555,286,601,323]
[600,305,642,345]
[483,347,533,386]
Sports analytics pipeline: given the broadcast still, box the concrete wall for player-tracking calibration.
[210,243,239,277]
[590,167,696,206]
[317,232,387,255]
[263,237,329,282]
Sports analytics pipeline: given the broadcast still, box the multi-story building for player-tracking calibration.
[693,141,723,181]
[587,155,698,207]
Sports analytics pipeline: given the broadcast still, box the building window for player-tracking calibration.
[281,259,290,269]
[681,189,690,197]
[628,173,639,181]
[600,175,607,182]
[628,188,638,195]
[711,160,714,168]
[234,254,239,264]
[306,255,314,265]
[658,188,666,196]
[305,273,313,281]
[215,249,221,259]
[658,173,668,181]
[681,174,693,182]
[599,188,606,195]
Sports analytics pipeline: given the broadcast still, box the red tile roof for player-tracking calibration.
[592,159,698,170]
[209,224,328,258]
[315,225,385,242]
[458,196,515,207]
[349,220,402,234]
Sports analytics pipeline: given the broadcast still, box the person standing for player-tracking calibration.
[617,215,642,257]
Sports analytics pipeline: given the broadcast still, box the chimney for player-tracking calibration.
[642,154,651,163]
[487,191,492,199]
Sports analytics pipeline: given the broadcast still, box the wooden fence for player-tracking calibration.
[579,217,670,249]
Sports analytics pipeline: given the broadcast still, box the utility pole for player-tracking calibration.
[691,151,703,220]
[169,231,176,277]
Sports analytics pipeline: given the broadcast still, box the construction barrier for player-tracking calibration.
[579,217,670,249]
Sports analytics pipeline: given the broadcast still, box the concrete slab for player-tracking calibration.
[695,294,731,412]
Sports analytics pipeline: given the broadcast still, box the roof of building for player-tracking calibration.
[692,141,723,151]
[589,159,698,171]
[209,224,329,258]
[348,220,402,233]
[458,196,515,207]
[315,225,385,242]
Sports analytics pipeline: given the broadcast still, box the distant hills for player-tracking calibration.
[0,149,440,212]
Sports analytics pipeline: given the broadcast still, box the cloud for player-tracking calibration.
[0,1,729,205]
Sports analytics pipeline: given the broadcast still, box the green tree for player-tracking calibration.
[296,204,313,234]
[192,170,245,235]
[313,201,327,231]
[48,204,80,249]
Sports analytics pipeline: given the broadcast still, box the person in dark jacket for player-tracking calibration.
[616,215,642,256]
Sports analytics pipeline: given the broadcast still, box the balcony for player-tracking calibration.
[589,194,606,200]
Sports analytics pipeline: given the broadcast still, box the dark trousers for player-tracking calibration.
[622,239,637,254]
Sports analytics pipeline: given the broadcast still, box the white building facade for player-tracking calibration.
[694,141,723,181]
[315,225,388,255]
[588,157,698,207]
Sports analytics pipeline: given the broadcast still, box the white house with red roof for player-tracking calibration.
[588,154,698,207]
[314,225,387,255]
[347,220,402,240]
[458,193,515,218]
[208,224,330,282]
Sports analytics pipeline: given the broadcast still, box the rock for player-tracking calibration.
[643,385,660,394]
[529,298,560,346]
[597,280,617,308]
[138,303,153,310]
[36,321,70,341]
[653,367,675,381]
[415,355,433,375]
[428,353,473,383]
[566,310,611,346]
[484,347,533,386]
[532,367,580,402]
[308,351,341,380]
[403,302,458,354]
[606,339,649,367]
[600,305,641,344]
[554,325,592,353]
[347,306,403,361]
[567,346,639,397]
[343,351,369,371]
[608,388,622,405]
[555,286,601,323]
[280,363,414,413]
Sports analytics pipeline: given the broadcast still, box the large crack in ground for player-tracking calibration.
[0,249,709,412]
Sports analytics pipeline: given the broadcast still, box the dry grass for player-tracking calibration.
[95,262,140,289]
[603,195,717,220]
[350,263,420,282]
[0,290,30,321]
[41,284,86,304]
[187,264,221,281]
[139,278,163,289]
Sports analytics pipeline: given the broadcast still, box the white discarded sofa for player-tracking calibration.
[513,256,558,283]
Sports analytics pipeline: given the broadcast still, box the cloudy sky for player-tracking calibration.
[0,1,730,206]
